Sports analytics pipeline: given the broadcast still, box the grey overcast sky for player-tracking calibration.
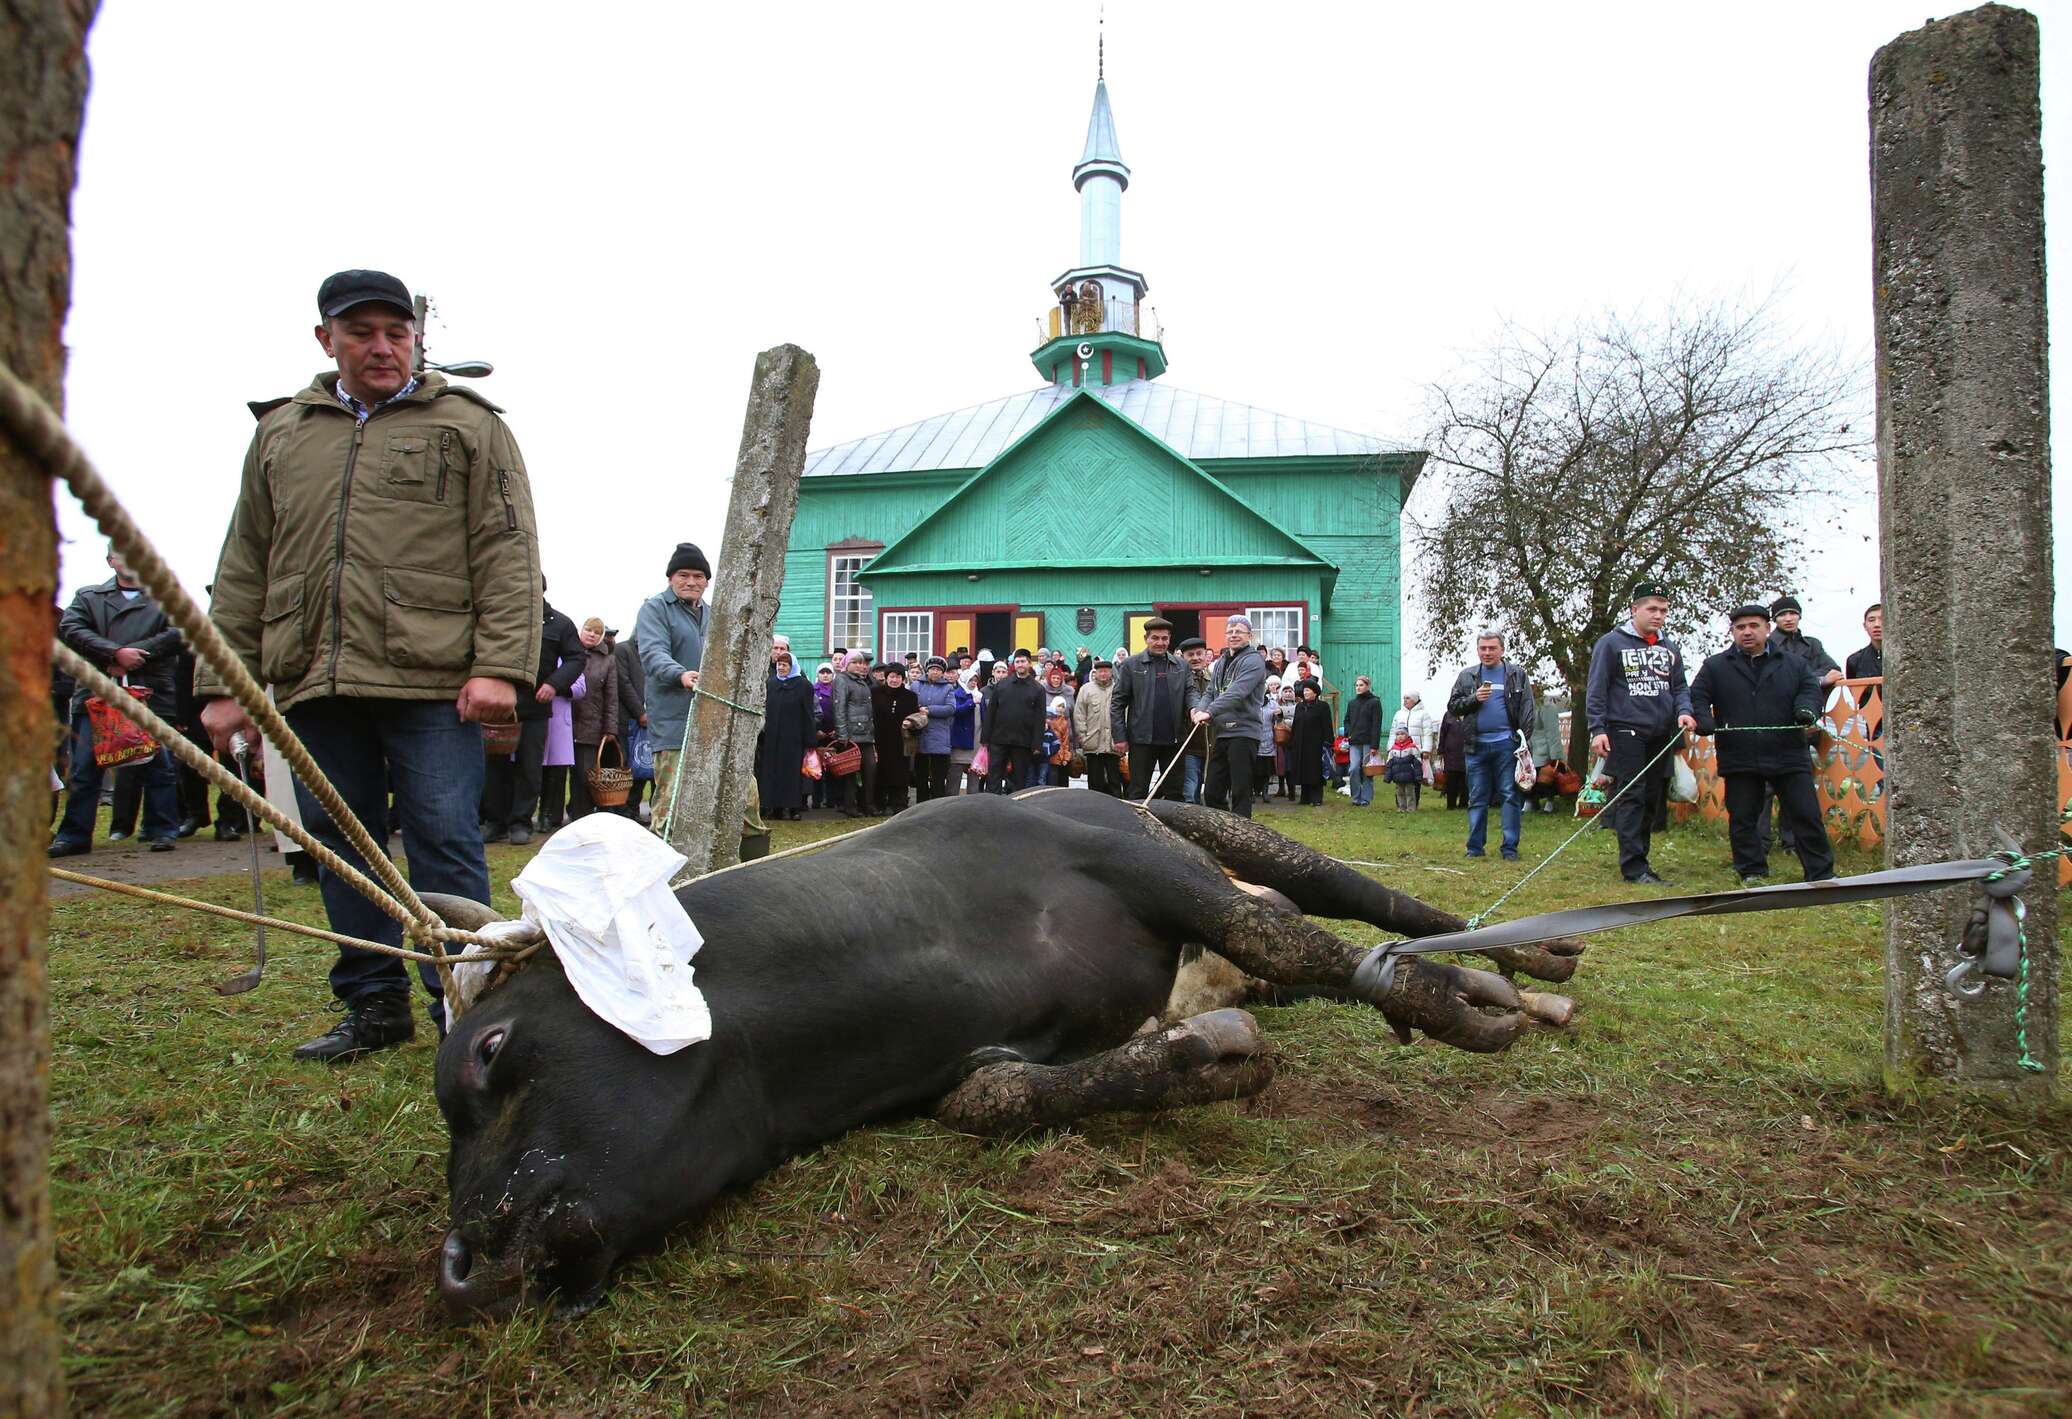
[55,0,2071,704]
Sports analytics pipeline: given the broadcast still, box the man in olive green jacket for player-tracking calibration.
[201,269,542,1063]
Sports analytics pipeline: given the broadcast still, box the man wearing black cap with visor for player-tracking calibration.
[1109,616,1189,800]
[200,269,542,1062]
[1690,603,1837,885]
[1584,580,1697,884]
[636,541,712,825]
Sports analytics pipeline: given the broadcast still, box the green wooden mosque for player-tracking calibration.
[773,66,1422,700]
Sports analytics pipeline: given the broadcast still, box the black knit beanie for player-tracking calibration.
[667,542,711,578]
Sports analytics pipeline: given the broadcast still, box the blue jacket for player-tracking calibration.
[633,588,707,747]
[1585,621,1692,738]
[911,678,970,755]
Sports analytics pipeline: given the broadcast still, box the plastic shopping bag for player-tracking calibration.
[628,723,655,781]
[1669,752,1698,803]
[86,687,157,769]
[971,745,991,777]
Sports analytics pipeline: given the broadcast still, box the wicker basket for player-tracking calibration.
[481,719,522,755]
[822,739,863,778]
[587,733,633,808]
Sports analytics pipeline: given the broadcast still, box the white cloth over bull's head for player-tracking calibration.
[508,813,712,1054]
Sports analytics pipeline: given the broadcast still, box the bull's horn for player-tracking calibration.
[418,894,546,1021]
[420,892,531,937]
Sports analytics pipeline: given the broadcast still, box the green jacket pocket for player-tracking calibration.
[383,567,475,670]
[258,572,310,684]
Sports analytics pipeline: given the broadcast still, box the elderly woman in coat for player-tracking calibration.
[910,657,971,805]
[757,649,818,821]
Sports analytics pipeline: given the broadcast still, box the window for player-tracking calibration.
[880,611,934,663]
[828,548,877,652]
[1248,606,1305,655]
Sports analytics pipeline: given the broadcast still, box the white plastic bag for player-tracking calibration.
[509,813,711,1054]
[1669,753,1698,804]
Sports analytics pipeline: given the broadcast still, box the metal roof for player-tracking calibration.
[801,380,1413,477]
[1080,79,1125,169]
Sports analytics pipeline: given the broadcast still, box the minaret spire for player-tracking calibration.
[1098,5,1104,81]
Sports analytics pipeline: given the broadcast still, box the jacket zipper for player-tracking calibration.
[496,470,517,530]
[329,421,366,693]
[437,431,451,502]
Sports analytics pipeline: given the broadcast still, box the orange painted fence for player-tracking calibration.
[1676,676,2072,885]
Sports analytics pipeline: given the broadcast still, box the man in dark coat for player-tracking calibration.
[1758,594,1843,859]
[1110,617,1190,801]
[1844,603,1883,743]
[1690,604,1836,884]
[481,584,584,844]
[50,550,186,855]
[1342,676,1383,808]
[982,650,1047,794]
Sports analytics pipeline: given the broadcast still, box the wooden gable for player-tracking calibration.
[863,391,1330,577]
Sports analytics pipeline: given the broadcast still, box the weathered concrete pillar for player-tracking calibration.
[1871,3,2057,1091]
[665,344,819,875]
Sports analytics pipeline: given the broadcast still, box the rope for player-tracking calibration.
[0,362,494,991]
[49,868,470,964]
[1982,856,2047,1074]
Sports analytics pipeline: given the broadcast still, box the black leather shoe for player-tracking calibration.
[46,839,89,859]
[507,823,532,846]
[175,817,201,839]
[214,824,243,842]
[292,995,414,1062]
[290,854,321,885]
[107,829,131,843]
[146,838,176,853]
[1627,870,1670,885]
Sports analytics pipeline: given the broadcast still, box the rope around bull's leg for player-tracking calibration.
[52,641,421,933]
[0,365,449,971]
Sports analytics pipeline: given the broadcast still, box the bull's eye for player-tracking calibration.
[475,1027,506,1071]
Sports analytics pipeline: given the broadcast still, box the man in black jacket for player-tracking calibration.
[1844,603,1883,742]
[1110,617,1190,800]
[481,582,585,844]
[1690,604,1836,885]
[1585,581,1697,884]
[50,551,185,855]
[982,649,1047,793]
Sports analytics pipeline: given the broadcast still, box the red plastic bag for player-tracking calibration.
[970,745,990,778]
[85,688,157,769]
[801,749,824,781]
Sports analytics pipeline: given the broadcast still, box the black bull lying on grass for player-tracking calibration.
[423,791,1585,1319]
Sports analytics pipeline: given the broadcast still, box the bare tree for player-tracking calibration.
[1414,298,1864,767]
[2,3,97,1414]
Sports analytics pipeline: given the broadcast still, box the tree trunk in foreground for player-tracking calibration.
[1871,3,2057,1092]
[664,344,818,875]
[0,2,97,1413]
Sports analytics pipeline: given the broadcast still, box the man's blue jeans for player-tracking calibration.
[1347,744,1375,805]
[284,697,490,1009]
[1181,752,1202,803]
[1465,734,1521,855]
[54,708,179,845]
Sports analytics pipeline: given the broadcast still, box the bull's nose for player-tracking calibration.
[439,1228,523,1321]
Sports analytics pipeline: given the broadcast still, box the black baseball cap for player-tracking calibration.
[317,269,414,320]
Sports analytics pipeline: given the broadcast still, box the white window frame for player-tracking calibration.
[828,551,876,653]
[1247,605,1305,656]
[880,611,935,663]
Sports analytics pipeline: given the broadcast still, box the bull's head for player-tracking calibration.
[423,895,706,1322]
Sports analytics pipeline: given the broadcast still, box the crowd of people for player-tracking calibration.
[43,267,1942,1070]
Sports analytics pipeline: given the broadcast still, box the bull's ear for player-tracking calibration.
[420,895,546,1019]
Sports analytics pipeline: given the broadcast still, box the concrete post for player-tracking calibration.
[665,344,819,875]
[1871,3,2057,1091]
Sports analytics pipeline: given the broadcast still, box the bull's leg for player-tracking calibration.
[1143,800,1582,984]
[1180,884,1532,1053]
[935,1009,1274,1136]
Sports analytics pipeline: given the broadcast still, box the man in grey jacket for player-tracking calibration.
[1197,614,1267,818]
[635,542,710,829]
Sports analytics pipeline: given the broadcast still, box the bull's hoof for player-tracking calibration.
[958,1044,1029,1079]
[1378,959,1528,1054]
[1480,938,1583,984]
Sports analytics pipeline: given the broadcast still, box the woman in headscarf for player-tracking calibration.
[757,648,817,821]
[1288,680,1333,806]
[809,662,838,809]
[870,662,921,814]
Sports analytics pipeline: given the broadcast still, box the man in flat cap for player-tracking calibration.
[1584,580,1696,884]
[636,541,712,828]
[201,269,542,1062]
[1110,616,1189,800]
[1690,604,1835,884]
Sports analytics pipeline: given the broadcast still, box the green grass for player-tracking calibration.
[47,801,2072,1417]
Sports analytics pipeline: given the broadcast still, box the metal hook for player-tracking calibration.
[1945,957,1989,999]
